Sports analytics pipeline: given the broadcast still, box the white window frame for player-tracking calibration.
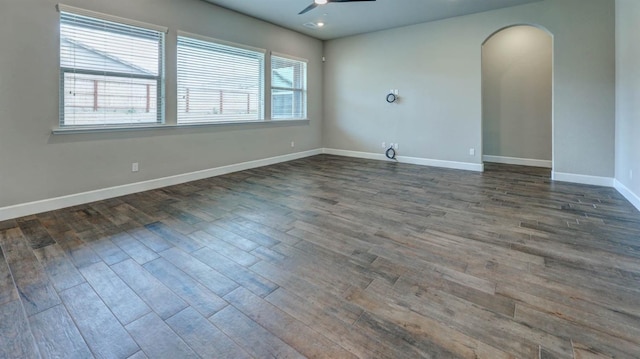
[270,52,308,120]
[176,31,266,125]
[57,4,167,129]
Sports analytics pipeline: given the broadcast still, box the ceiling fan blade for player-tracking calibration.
[298,3,318,15]
[299,0,375,15]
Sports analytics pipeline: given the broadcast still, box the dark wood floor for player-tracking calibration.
[1,155,639,359]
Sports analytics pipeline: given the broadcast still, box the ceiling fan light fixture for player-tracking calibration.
[314,0,328,4]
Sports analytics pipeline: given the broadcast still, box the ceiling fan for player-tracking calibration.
[298,0,376,15]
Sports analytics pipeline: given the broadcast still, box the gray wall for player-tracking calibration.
[323,0,615,176]
[0,0,323,208]
[615,0,640,201]
[482,25,552,162]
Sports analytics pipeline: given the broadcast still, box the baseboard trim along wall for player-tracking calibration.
[482,155,552,168]
[0,149,323,222]
[2,148,635,221]
[322,148,485,172]
[552,172,615,187]
[614,180,640,212]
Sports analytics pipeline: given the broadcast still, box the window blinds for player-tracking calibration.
[177,33,265,124]
[59,7,165,127]
[271,55,307,120]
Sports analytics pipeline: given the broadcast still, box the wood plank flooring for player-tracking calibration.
[1,155,639,358]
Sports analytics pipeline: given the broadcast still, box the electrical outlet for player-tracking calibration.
[382,142,386,148]
[469,148,475,156]
[291,141,295,148]
[132,162,139,172]
[393,89,399,95]
[393,143,399,150]
[630,170,633,180]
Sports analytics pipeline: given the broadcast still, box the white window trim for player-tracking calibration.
[50,19,312,133]
[270,52,308,121]
[177,30,266,55]
[51,119,309,135]
[56,4,168,33]
[176,31,266,124]
[56,5,167,129]
[271,51,308,64]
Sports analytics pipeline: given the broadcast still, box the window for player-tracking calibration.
[177,32,265,124]
[271,54,307,120]
[58,6,166,127]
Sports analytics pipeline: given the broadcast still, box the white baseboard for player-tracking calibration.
[552,172,615,187]
[614,179,640,212]
[483,155,552,168]
[0,149,322,222]
[322,148,385,162]
[322,148,484,172]
[3,147,632,221]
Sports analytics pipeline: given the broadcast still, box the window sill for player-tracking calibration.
[51,119,310,135]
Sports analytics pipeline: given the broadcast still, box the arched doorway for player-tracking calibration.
[481,25,553,171]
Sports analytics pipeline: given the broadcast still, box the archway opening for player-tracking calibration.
[481,25,553,173]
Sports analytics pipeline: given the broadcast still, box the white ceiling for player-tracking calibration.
[203,0,543,40]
